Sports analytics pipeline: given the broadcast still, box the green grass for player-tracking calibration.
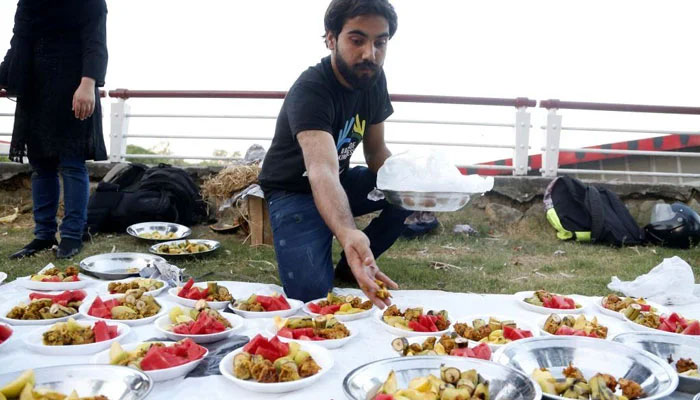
[1,203,698,295]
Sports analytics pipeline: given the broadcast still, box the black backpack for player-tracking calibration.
[543,176,645,246]
[86,163,206,234]
[137,164,208,226]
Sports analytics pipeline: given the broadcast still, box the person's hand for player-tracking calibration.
[72,77,96,120]
[340,229,398,309]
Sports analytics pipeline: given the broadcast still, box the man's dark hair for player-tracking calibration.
[324,0,398,39]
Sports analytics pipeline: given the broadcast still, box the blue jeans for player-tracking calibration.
[29,157,89,241]
[266,167,412,301]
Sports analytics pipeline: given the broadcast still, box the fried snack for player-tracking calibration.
[375,279,391,299]
[138,231,177,240]
[110,289,161,320]
[532,366,645,400]
[375,365,490,400]
[108,278,164,294]
[7,299,78,321]
[676,358,698,374]
[156,240,211,254]
[43,319,95,346]
[30,265,80,282]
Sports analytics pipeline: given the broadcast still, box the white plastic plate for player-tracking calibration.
[24,321,130,356]
[92,340,208,382]
[154,312,245,344]
[219,339,333,393]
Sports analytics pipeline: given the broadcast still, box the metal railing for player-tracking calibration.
[2,89,700,182]
[539,99,700,181]
[107,90,536,175]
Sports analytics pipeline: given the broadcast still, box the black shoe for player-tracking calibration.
[57,238,83,259]
[9,238,58,260]
[334,257,355,283]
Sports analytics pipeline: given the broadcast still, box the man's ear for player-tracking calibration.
[326,32,337,50]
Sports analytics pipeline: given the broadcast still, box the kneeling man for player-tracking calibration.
[259,0,410,307]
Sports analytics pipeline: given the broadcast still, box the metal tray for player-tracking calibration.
[343,356,541,400]
[493,336,678,400]
[0,364,152,399]
[80,253,166,280]
[613,331,700,394]
[127,221,192,241]
[149,239,221,257]
[383,190,472,212]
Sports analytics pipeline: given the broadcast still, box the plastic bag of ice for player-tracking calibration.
[377,151,494,193]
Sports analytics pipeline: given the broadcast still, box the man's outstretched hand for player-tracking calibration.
[341,229,398,309]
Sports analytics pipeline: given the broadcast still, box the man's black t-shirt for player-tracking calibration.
[258,56,393,193]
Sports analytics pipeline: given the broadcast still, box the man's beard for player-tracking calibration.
[335,48,382,90]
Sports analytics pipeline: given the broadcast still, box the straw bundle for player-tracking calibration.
[201,164,261,201]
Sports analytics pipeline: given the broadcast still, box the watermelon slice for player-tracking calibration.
[319,304,341,315]
[418,315,438,332]
[243,334,266,354]
[471,343,492,360]
[178,278,195,297]
[93,321,112,342]
[0,325,12,344]
[375,395,394,400]
[255,345,281,362]
[140,339,206,371]
[554,326,576,336]
[408,320,429,332]
[269,336,289,356]
[277,328,294,339]
[307,302,321,314]
[292,328,315,339]
[681,320,700,335]
[450,347,476,358]
[88,297,111,319]
[503,326,533,341]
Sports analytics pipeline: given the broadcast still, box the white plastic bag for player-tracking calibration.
[377,150,494,193]
[608,256,699,305]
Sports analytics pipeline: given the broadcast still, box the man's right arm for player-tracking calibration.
[297,130,355,241]
[297,130,396,308]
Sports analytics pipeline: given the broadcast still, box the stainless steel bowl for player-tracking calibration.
[80,252,166,280]
[149,239,221,256]
[613,331,700,394]
[493,336,678,400]
[127,221,192,241]
[0,364,152,399]
[382,190,472,212]
[343,356,542,400]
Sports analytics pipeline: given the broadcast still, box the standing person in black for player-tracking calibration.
[0,0,108,259]
[258,0,410,307]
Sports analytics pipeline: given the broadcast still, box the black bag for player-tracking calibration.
[137,164,207,226]
[543,176,645,246]
[86,163,206,234]
[102,162,148,191]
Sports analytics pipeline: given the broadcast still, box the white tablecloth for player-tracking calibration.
[1,278,698,400]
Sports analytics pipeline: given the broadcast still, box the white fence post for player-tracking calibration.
[542,108,562,177]
[110,99,129,162]
[513,106,530,175]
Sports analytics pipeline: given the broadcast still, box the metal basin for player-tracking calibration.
[343,356,542,400]
[127,221,192,241]
[80,252,166,280]
[0,364,152,399]
[613,331,700,394]
[493,336,678,400]
[383,190,472,212]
